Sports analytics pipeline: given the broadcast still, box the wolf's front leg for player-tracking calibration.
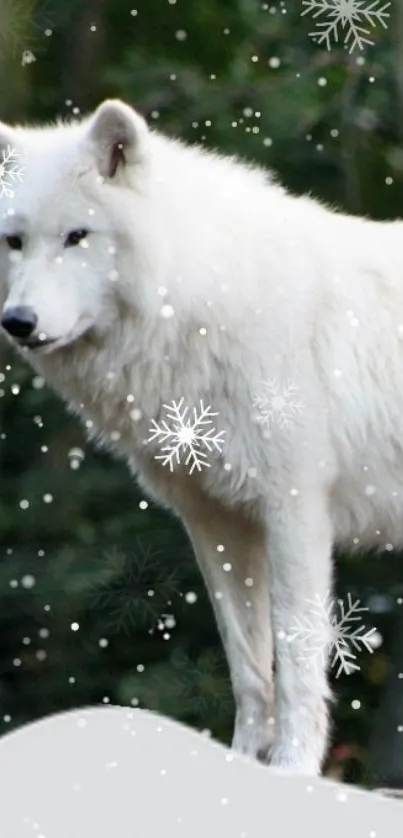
[181,495,275,762]
[266,484,333,776]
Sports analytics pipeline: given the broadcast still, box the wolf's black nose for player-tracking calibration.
[1,306,38,339]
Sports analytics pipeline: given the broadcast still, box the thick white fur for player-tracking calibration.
[0,100,401,775]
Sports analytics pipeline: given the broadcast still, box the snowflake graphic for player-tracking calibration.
[0,146,24,199]
[147,398,226,474]
[127,648,233,722]
[252,379,305,432]
[301,0,391,53]
[170,648,234,720]
[85,543,182,634]
[0,0,54,58]
[288,592,378,677]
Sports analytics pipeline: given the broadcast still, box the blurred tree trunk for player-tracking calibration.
[60,0,108,109]
[370,610,403,788]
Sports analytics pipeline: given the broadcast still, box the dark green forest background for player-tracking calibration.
[0,0,403,789]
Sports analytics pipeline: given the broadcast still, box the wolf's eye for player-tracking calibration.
[5,235,23,251]
[65,229,88,248]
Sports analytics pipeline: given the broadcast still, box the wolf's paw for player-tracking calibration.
[231,718,276,764]
[267,742,321,776]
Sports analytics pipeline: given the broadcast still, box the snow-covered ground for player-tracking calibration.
[0,706,401,837]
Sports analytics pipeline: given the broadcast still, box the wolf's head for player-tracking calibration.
[0,100,155,355]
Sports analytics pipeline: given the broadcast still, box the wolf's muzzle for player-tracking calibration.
[1,306,38,340]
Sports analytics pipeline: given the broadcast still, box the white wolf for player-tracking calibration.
[0,99,400,776]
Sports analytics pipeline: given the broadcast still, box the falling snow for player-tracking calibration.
[253,379,305,431]
[0,145,24,198]
[301,0,391,53]
[86,543,182,633]
[288,591,378,677]
[147,398,226,474]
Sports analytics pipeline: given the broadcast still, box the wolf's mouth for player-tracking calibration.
[19,337,56,350]
[15,316,95,353]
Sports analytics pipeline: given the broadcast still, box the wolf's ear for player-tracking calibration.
[87,100,148,180]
